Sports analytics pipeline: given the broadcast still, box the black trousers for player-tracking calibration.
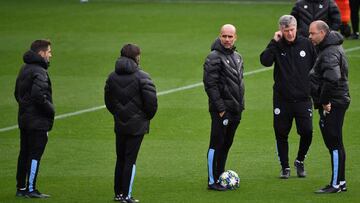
[16,129,48,192]
[350,0,360,33]
[273,100,313,169]
[318,105,348,187]
[207,112,240,185]
[114,133,144,198]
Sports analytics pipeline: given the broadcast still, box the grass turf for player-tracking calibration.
[1,0,360,202]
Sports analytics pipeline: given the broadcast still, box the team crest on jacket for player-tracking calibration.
[300,50,306,57]
[274,108,280,115]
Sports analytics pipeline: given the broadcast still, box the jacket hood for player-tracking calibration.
[115,56,139,74]
[318,31,344,50]
[210,38,236,55]
[23,50,49,69]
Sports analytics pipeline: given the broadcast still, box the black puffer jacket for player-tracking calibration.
[309,31,350,108]
[291,0,341,37]
[260,36,316,102]
[104,56,157,136]
[14,50,55,131]
[203,38,245,115]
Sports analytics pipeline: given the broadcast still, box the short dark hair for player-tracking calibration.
[120,44,141,62]
[30,39,51,53]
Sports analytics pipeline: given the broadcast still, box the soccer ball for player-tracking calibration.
[219,170,240,189]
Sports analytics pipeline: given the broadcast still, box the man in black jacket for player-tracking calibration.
[309,20,350,194]
[105,44,157,203]
[203,24,244,191]
[14,39,54,198]
[260,15,317,179]
[291,0,341,37]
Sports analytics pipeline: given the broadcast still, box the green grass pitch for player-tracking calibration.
[1,0,360,202]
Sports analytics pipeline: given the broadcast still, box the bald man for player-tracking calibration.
[309,20,350,194]
[203,24,245,191]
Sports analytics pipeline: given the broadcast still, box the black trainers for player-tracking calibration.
[114,194,126,202]
[125,197,140,203]
[280,168,290,179]
[15,189,27,197]
[340,183,347,192]
[207,183,227,191]
[26,190,50,198]
[294,160,306,178]
[348,33,359,40]
[315,185,341,194]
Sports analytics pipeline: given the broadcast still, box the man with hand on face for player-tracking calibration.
[203,24,245,191]
[260,15,316,179]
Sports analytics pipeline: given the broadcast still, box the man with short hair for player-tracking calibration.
[105,43,157,202]
[15,39,54,198]
[309,20,350,194]
[203,24,245,191]
[291,0,341,37]
[260,15,317,179]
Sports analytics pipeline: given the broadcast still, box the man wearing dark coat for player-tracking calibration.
[309,20,350,194]
[203,24,245,191]
[105,44,157,203]
[14,39,54,198]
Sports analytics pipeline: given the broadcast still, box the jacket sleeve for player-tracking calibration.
[319,52,341,104]
[31,72,54,117]
[328,0,341,31]
[260,39,277,67]
[203,55,226,113]
[104,76,118,115]
[140,73,158,120]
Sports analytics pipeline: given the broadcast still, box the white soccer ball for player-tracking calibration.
[219,170,240,189]
[80,0,89,3]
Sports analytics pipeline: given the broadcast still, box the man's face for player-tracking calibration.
[220,28,237,49]
[39,45,52,62]
[281,25,297,42]
[309,24,325,45]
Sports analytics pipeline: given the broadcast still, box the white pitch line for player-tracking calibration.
[1,46,359,133]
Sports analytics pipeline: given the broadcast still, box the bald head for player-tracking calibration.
[311,20,330,33]
[219,24,237,49]
[309,20,329,45]
[220,24,237,34]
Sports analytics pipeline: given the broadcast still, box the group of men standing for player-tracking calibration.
[204,7,350,196]
[13,0,352,202]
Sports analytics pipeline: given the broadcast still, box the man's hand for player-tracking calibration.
[274,31,282,42]
[322,103,331,113]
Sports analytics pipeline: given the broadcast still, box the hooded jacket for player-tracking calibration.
[14,50,55,131]
[203,38,245,115]
[309,31,350,108]
[291,0,341,37]
[104,56,157,136]
[260,36,316,102]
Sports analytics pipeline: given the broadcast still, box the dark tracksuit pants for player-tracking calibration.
[114,133,144,198]
[274,99,313,169]
[318,105,348,187]
[16,129,48,192]
[207,112,240,185]
[350,0,360,34]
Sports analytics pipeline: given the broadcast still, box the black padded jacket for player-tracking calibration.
[291,0,341,37]
[309,31,350,108]
[203,38,245,115]
[14,50,55,131]
[105,56,158,136]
